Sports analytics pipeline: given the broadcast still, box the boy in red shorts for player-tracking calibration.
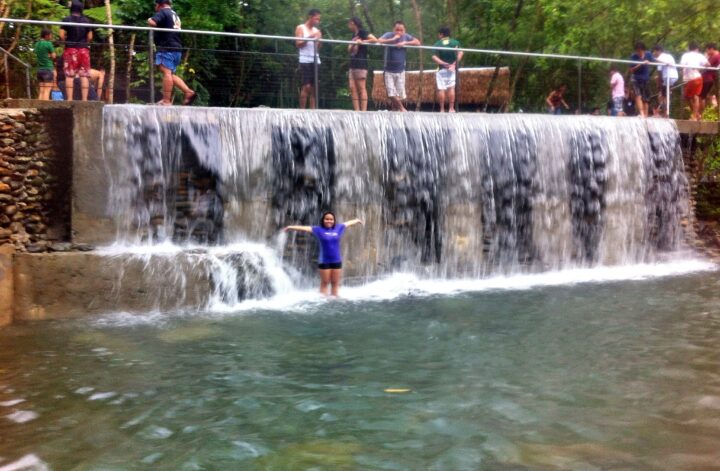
[59,0,93,102]
[680,42,709,121]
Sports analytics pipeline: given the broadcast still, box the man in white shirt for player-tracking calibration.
[295,9,322,109]
[652,45,678,117]
[680,41,709,120]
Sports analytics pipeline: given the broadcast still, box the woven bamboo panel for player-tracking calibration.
[371,67,510,106]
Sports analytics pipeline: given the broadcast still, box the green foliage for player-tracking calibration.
[3,0,720,110]
[695,108,720,181]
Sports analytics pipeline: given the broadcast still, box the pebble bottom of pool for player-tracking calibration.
[1,271,720,470]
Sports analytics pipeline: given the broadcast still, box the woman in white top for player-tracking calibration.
[651,45,678,117]
[295,9,322,109]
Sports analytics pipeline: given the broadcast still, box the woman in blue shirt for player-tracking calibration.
[283,212,364,296]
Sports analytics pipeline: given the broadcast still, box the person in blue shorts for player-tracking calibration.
[148,0,196,106]
[283,212,364,296]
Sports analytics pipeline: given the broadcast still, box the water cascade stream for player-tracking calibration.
[101,106,690,309]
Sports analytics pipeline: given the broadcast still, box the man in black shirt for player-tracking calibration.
[59,0,92,101]
[148,0,196,106]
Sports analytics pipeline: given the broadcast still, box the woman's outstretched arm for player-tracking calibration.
[283,225,313,233]
[344,218,364,228]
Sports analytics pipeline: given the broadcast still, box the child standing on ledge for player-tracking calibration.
[34,29,56,101]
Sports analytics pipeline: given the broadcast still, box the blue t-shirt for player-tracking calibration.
[381,32,415,73]
[630,51,654,81]
[311,223,346,264]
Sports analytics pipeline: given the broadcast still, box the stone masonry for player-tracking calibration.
[0,109,70,252]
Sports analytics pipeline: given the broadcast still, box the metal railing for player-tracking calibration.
[0,46,31,99]
[2,17,718,117]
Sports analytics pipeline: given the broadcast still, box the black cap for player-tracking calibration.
[155,0,171,4]
[70,0,84,13]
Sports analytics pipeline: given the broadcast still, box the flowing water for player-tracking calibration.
[100,106,692,306]
[1,107,718,469]
[1,268,719,470]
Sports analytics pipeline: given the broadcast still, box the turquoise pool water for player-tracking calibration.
[1,270,719,470]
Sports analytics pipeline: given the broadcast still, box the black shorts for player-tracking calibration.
[300,62,316,86]
[700,80,715,99]
[631,78,650,103]
[318,262,342,270]
[37,69,53,83]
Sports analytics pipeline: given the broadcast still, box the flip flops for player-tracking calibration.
[183,92,198,106]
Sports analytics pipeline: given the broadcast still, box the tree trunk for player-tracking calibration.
[125,33,135,102]
[104,0,115,103]
[409,0,424,111]
[6,0,30,54]
[446,0,458,33]
[483,0,525,111]
[357,0,375,33]
[506,56,529,111]
[0,1,13,36]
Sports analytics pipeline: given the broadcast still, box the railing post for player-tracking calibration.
[577,60,582,113]
[313,39,319,109]
[4,54,9,99]
[25,65,31,99]
[148,30,155,104]
[666,76,670,118]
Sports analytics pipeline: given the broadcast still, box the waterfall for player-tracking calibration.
[102,106,689,304]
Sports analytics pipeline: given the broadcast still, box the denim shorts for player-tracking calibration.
[155,51,182,73]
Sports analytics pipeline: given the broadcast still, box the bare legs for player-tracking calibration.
[158,64,194,106]
[688,95,702,121]
[348,77,368,111]
[38,82,52,101]
[65,76,89,102]
[299,83,316,109]
[319,268,342,296]
[437,87,456,113]
[389,96,407,112]
[634,94,648,117]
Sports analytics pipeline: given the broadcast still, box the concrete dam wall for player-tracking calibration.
[0,103,696,324]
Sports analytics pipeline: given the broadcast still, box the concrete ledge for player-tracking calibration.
[675,120,720,135]
[0,245,13,327]
[2,100,113,246]
[13,252,212,321]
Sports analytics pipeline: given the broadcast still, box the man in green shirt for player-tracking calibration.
[431,27,463,113]
[34,29,56,100]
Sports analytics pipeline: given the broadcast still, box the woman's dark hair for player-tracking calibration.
[438,26,451,37]
[321,211,336,228]
[40,28,53,39]
[349,16,363,30]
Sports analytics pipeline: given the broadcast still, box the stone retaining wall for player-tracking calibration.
[0,109,71,252]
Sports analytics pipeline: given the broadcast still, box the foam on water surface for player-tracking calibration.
[91,259,716,327]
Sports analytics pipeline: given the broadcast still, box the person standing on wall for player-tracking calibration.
[376,21,421,112]
[347,16,376,111]
[545,84,569,114]
[34,29,56,101]
[651,45,678,117]
[295,9,322,109]
[628,41,654,117]
[59,0,92,102]
[431,27,463,113]
[700,43,720,113]
[148,0,197,106]
[609,67,625,116]
[680,41,709,121]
